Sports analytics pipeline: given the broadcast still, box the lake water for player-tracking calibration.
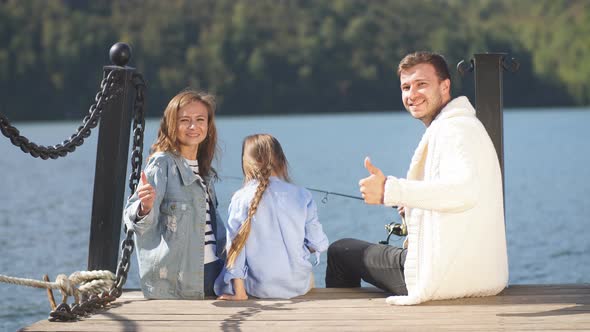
[1,109,589,331]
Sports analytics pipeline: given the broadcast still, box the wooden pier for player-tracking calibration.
[21,284,590,331]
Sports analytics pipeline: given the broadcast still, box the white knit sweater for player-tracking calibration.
[384,96,509,305]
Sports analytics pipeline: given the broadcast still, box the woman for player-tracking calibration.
[123,89,226,299]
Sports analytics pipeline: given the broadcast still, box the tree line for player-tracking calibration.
[1,0,588,121]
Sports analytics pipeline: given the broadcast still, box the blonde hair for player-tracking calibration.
[150,89,218,177]
[226,134,291,268]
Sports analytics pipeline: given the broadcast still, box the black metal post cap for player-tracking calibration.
[109,42,131,67]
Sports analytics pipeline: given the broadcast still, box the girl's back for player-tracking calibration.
[217,177,329,299]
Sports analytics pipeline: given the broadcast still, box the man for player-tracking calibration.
[325,51,508,305]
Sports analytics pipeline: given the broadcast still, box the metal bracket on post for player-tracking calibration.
[88,43,136,272]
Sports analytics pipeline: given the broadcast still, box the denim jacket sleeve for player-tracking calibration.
[223,191,249,281]
[123,156,168,236]
[303,191,329,260]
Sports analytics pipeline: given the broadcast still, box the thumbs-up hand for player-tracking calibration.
[359,157,386,205]
[137,171,155,216]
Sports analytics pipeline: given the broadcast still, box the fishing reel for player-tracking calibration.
[379,216,407,245]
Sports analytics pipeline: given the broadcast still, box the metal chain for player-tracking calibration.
[128,73,147,195]
[108,72,146,299]
[49,73,146,322]
[0,70,121,160]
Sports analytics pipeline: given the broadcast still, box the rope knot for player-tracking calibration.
[55,274,75,302]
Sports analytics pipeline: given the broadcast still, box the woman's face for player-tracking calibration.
[176,101,209,158]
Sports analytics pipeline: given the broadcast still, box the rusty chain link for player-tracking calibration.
[0,70,121,159]
[48,73,145,322]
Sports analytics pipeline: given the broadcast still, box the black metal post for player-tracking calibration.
[473,53,506,181]
[88,43,135,272]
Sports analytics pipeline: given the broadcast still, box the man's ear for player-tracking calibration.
[440,78,451,98]
[441,78,450,93]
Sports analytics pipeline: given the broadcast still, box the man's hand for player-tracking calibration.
[359,157,386,205]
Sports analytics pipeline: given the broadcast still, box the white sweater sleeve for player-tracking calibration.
[383,121,480,213]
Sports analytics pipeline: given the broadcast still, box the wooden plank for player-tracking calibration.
[22,320,590,332]
[98,304,589,315]
[57,313,590,324]
[21,285,590,332]
[107,284,590,298]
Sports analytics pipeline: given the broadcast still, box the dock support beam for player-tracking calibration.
[458,53,518,196]
[473,53,506,180]
[88,44,135,272]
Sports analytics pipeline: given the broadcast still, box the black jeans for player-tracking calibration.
[204,259,223,297]
[325,238,408,295]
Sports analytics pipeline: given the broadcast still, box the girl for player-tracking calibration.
[215,134,329,300]
[123,89,226,299]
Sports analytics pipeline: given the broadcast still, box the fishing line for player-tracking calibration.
[221,175,363,203]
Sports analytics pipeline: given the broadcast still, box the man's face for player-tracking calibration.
[400,63,450,126]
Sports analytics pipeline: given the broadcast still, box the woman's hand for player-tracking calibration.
[137,171,155,216]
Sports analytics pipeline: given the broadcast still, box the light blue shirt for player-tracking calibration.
[214,177,329,299]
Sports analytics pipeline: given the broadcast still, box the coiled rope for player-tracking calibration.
[0,271,115,305]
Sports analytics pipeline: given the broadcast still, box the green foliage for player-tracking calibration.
[0,0,586,121]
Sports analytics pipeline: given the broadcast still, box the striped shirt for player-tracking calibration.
[185,158,219,264]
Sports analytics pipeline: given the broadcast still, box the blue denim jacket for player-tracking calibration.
[123,152,227,299]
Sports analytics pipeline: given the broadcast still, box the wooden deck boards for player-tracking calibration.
[21,284,590,331]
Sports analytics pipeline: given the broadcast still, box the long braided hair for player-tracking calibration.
[226,134,291,268]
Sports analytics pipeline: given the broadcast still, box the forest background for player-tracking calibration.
[1,0,588,121]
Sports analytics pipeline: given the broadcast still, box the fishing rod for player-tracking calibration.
[222,175,407,243]
[302,187,408,243]
[300,183,408,243]
[305,187,363,203]
[221,175,363,203]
